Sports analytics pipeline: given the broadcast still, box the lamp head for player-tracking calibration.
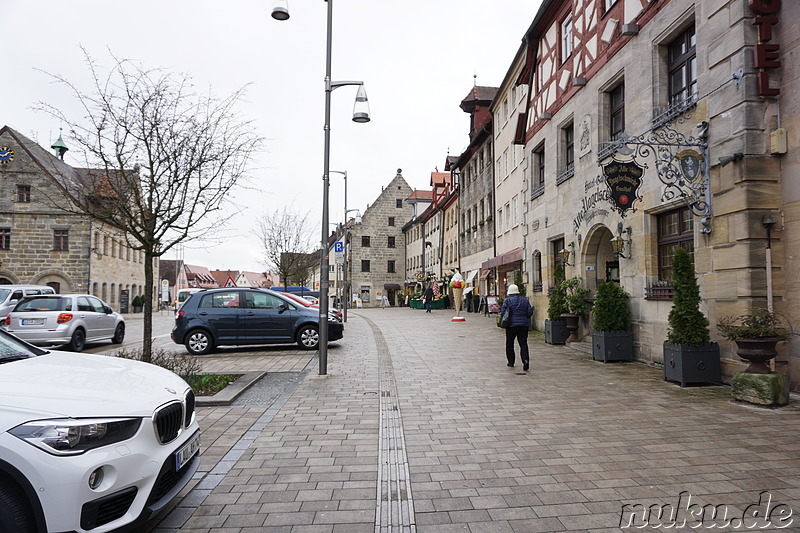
[271,0,289,20]
[352,85,370,123]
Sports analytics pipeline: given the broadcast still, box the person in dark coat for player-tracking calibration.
[500,284,534,370]
[423,285,435,313]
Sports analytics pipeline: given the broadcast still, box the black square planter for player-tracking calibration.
[545,319,570,345]
[592,331,634,362]
[663,342,721,387]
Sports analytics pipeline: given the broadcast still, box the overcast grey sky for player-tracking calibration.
[2,0,540,272]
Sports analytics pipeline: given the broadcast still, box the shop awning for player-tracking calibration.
[466,270,478,283]
[481,247,524,270]
[384,283,402,290]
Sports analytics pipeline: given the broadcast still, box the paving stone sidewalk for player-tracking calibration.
[149,307,800,533]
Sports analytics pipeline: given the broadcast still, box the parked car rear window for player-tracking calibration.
[16,297,69,312]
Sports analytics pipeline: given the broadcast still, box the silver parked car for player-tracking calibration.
[4,294,125,352]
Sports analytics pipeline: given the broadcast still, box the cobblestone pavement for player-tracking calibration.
[147,307,800,533]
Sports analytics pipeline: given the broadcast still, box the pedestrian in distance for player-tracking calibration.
[500,284,534,370]
[423,284,434,313]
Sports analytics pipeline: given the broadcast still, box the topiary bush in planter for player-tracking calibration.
[592,282,633,362]
[663,248,720,386]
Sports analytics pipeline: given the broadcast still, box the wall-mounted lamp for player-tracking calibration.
[719,152,744,166]
[558,242,574,266]
[610,223,632,259]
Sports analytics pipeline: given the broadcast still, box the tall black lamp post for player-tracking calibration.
[272,0,370,375]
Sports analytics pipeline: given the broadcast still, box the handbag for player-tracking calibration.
[499,308,510,328]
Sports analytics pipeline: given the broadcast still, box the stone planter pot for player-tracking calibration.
[545,319,569,345]
[663,342,721,387]
[561,313,579,342]
[734,339,780,374]
[592,330,633,363]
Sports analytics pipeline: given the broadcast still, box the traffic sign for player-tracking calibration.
[334,242,344,253]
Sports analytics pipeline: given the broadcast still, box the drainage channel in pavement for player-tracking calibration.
[365,317,417,533]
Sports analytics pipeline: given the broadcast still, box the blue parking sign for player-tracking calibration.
[334,242,344,253]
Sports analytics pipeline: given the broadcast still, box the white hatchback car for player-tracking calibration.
[0,329,200,532]
[4,294,125,352]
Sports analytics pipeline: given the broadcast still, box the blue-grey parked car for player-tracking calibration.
[171,288,343,355]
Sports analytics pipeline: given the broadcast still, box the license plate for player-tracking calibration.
[22,319,45,325]
[175,432,200,471]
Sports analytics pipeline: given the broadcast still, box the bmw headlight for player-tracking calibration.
[10,418,141,456]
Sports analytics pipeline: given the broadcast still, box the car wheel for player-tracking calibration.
[0,479,36,533]
[297,325,319,350]
[111,323,125,344]
[66,328,86,352]
[185,329,213,355]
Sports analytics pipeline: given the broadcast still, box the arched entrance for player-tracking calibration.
[581,224,619,291]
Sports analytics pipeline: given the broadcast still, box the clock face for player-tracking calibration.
[0,147,13,164]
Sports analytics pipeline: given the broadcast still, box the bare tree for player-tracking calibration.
[255,208,317,289]
[36,51,261,360]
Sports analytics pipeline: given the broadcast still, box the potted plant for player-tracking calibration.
[545,264,569,344]
[559,277,591,342]
[663,248,720,386]
[132,295,145,313]
[717,309,791,374]
[592,282,633,362]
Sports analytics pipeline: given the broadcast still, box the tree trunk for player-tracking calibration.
[142,250,155,362]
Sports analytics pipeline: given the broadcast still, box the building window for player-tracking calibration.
[388,260,396,273]
[561,14,573,63]
[0,228,9,250]
[505,203,511,231]
[16,185,31,203]
[388,217,395,227]
[362,235,371,247]
[604,0,619,12]
[552,238,566,272]
[396,198,403,208]
[532,145,545,199]
[512,196,519,226]
[668,24,697,107]
[498,207,503,233]
[361,260,371,272]
[53,229,69,251]
[609,83,625,141]
[557,122,575,184]
[658,207,694,280]
[532,251,543,292]
[47,281,60,293]
[503,149,509,178]
[388,236,396,248]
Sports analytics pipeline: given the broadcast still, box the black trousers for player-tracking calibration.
[505,325,529,365]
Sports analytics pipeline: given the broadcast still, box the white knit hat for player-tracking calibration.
[507,284,519,295]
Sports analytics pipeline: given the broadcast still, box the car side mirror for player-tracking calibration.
[278,303,288,313]
[106,306,113,314]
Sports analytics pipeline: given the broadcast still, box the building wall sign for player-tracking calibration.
[602,158,644,218]
[573,175,612,233]
[750,0,781,96]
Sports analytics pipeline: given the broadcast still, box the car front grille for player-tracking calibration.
[154,402,183,444]
[80,487,137,530]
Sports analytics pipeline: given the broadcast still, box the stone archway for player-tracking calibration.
[32,270,75,293]
[580,224,618,291]
[0,272,21,284]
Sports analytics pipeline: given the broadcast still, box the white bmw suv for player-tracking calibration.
[0,329,200,532]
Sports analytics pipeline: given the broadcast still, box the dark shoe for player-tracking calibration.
[523,363,529,371]
[507,363,514,367]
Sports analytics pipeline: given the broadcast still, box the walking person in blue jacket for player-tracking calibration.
[500,284,534,370]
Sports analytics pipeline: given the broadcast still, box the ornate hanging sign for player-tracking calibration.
[602,158,644,217]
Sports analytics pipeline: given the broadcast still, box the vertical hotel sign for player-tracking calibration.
[750,0,781,96]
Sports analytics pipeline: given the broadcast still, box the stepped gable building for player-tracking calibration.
[453,85,498,297]
[515,0,799,387]
[347,169,413,307]
[0,125,149,310]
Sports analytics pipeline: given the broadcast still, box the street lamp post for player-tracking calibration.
[343,207,361,322]
[272,0,369,376]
